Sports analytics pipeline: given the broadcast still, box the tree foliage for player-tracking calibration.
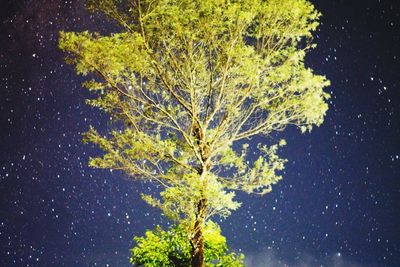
[59,0,329,265]
[131,222,244,267]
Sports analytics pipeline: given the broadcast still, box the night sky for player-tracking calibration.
[1,0,400,266]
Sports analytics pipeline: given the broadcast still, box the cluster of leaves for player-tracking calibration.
[141,172,241,222]
[131,221,244,267]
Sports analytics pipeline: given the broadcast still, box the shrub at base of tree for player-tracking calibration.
[131,221,244,267]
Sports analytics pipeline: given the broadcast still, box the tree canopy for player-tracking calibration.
[59,0,329,265]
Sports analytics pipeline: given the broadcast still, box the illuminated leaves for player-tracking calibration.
[131,222,245,267]
[59,0,329,230]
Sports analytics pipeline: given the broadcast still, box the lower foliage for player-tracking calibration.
[130,221,245,267]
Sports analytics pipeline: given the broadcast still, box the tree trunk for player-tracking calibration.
[191,198,207,267]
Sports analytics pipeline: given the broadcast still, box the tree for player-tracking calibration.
[59,0,329,266]
[131,221,244,267]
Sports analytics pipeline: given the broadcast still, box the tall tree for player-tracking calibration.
[59,0,330,266]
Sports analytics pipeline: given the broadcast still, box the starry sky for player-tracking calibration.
[1,0,399,266]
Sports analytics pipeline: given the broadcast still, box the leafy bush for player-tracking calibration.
[131,222,244,267]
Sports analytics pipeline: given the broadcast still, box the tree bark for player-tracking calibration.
[191,198,207,267]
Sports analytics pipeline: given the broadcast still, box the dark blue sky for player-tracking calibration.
[1,0,399,266]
